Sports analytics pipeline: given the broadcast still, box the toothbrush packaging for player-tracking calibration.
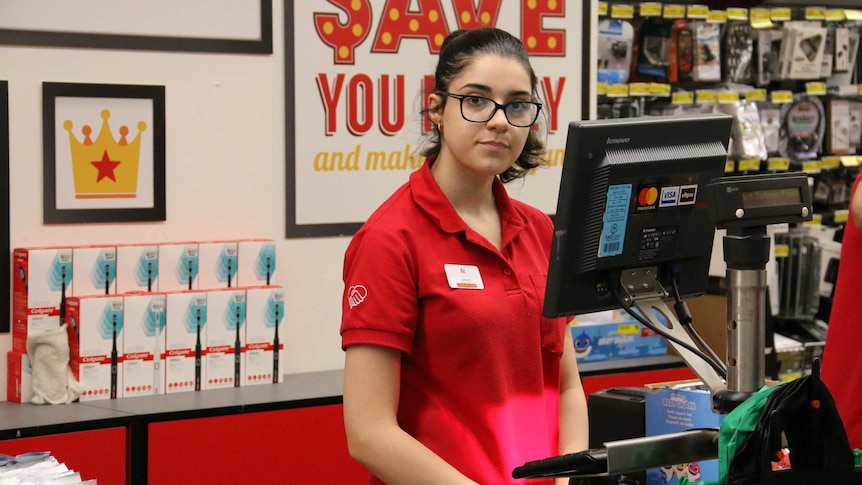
[158,242,199,292]
[237,239,277,287]
[123,293,166,397]
[244,286,285,385]
[198,241,239,290]
[205,289,246,389]
[116,244,159,294]
[6,351,33,403]
[66,295,124,401]
[12,247,74,352]
[164,291,207,394]
[72,245,117,297]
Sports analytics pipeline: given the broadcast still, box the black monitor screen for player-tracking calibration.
[544,113,733,318]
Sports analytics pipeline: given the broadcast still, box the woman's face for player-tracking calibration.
[429,54,534,178]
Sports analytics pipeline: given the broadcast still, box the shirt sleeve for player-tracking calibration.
[340,224,419,354]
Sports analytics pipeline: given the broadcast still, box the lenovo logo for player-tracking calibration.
[606,137,630,144]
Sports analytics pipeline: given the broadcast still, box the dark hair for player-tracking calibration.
[421,28,547,183]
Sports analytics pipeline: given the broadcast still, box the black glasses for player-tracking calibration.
[437,92,542,128]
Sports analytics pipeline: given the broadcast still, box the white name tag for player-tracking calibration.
[444,264,484,290]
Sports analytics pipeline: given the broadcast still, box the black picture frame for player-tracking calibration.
[284,2,362,238]
[43,82,166,224]
[1,81,9,332]
[0,0,272,54]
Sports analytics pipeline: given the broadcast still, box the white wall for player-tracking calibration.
[0,2,350,400]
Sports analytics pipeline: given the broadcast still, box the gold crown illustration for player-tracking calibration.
[64,109,146,198]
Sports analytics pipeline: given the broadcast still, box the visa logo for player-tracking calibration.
[659,186,680,207]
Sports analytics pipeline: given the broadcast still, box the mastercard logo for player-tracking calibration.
[638,186,659,206]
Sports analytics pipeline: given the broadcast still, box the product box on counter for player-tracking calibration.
[205,289,245,389]
[244,286,284,385]
[66,295,125,402]
[644,380,725,485]
[236,239,277,287]
[71,245,117,297]
[569,318,667,363]
[198,241,239,290]
[164,290,207,394]
[123,293,166,397]
[158,242,199,292]
[116,244,159,294]
[12,247,74,352]
[7,351,33,403]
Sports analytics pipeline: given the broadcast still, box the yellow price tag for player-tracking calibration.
[650,83,672,97]
[629,82,651,96]
[597,82,608,96]
[834,210,849,224]
[774,244,790,258]
[738,159,761,171]
[718,92,740,104]
[606,84,629,97]
[611,4,635,19]
[598,2,608,16]
[806,82,827,96]
[746,89,767,101]
[805,7,825,20]
[826,9,846,21]
[771,8,792,21]
[821,156,841,169]
[707,10,728,23]
[846,10,862,21]
[687,5,709,19]
[841,156,861,167]
[725,161,736,173]
[664,5,686,18]
[672,92,695,105]
[750,8,773,28]
[771,91,794,104]
[858,85,862,96]
[640,3,663,17]
[803,213,823,226]
[697,90,718,103]
[802,161,822,173]
[767,158,790,171]
[727,7,749,20]
[618,324,640,335]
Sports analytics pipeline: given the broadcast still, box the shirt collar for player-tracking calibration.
[411,158,527,245]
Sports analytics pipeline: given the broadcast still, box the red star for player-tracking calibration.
[91,150,121,182]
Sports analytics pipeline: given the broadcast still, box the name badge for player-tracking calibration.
[444,264,484,289]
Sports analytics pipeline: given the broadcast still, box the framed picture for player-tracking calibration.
[0,0,272,54]
[43,82,166,224]
[284,2,584,238]
[1,81,9,332]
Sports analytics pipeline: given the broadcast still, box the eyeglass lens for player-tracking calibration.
[459,96,539,127]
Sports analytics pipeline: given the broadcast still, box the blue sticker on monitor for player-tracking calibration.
[599,184,632,257]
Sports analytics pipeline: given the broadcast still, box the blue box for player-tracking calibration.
[570,320,667,363]
[644,381,725,485]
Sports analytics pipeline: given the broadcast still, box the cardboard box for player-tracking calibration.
[66,295,124,401]
[205,289,245,389]
[12,247,74,352]
[237,239,277,287]
[116,244,159,294]
[245,286,285,385]
[72,245,117,296]
[198,241,239,290]
[123,293,166,397]
[570,319,666,363]
[7,351,33,403]
[644,380,725,484]
[164,291,207,393]
[158,243,199,292]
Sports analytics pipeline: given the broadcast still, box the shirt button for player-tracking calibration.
[503,268,512,276]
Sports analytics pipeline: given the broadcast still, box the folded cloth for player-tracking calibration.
[26,325,82,405]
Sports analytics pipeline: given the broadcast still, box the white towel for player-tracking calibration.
[26,325,82,405]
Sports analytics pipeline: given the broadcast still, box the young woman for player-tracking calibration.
[341,28,589,485]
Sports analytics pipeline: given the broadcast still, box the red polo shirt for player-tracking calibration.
[822,172,862,449]
[341,161,567,485]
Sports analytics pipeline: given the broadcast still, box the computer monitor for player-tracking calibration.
[544,113,734,318]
